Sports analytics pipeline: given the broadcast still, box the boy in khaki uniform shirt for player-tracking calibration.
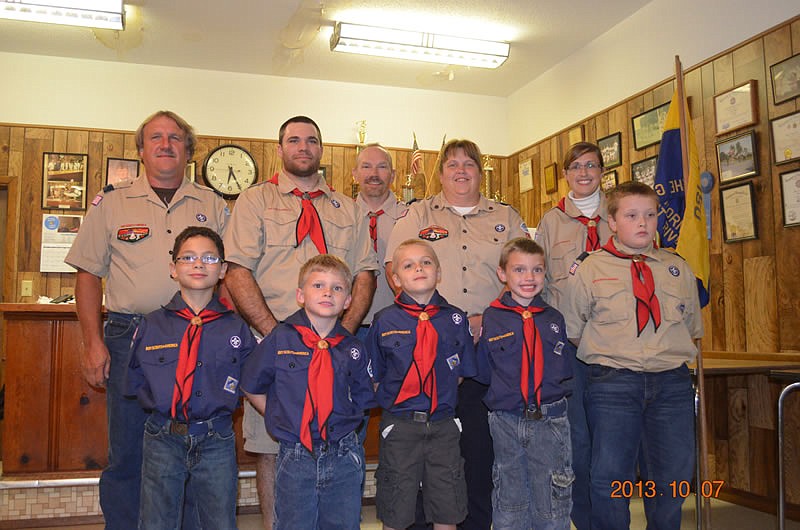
[562,182,703,530]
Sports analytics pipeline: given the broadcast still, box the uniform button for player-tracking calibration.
[167,229,172,234]
[434,205,440,209]
[197,361,202,367]
[462,266,467,271]
[494,238,499,242]
[462,229,467,233]
[158,356,165,363]
[462,245,467,250]
[195,391,202,396]
[232,357,238,364]
[289,362,296,368]
[489,206,494,210]
[169,250,173,255]
[463,288,468,293]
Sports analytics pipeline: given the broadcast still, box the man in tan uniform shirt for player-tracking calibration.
[385,139,528,530]
[223,116,377,529]
[65,110,228,529]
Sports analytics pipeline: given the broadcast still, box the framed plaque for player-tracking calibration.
[42,152,88,211]
[713,80,757,135]
[770,110,800,165]
[598,132,622,169]
[770,53,800,105]
[544,163,558,194]
[780,169,800,228]
[720,181,758,242]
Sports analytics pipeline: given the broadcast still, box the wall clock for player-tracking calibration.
[202,144,258,198]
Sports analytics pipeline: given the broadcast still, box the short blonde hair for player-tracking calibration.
[438,139,483,177]
[391,239,440,269]
[135,110,196,158]
[298,255,353,292]
[607,181,659,218]
[498,237,544,269]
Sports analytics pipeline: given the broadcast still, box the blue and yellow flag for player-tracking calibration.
[654,90,710,307]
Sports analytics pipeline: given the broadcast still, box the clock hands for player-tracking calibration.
[227,165,242,190]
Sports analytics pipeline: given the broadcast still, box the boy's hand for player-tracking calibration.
[468,314,483,344]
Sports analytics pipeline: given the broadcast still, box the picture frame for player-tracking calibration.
[631,156,659,188]
[519,158,533,193]
[770,110,800,165]
[631,101,670,150]
[568,125,584,146]
[42,152,88,211]
[770,53,800,105]
[106,157,139,186]
[544,163,558,194]
[318,165,331,187]
[780,168,800,228]
[713,80,758,135]
[598,132,622,169]
[601,170,618,192]
[185,161,196,182]
[720,181,758,242]
[715,130,758,183]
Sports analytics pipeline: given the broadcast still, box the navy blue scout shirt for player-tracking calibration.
[125,292,255,420]
[367,290,477,419]
[476,291,574,411]
[240,309,375,445]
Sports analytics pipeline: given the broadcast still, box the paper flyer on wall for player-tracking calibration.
[40,214,82,273]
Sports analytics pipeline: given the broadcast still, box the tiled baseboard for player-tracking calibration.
[1,466,376,526]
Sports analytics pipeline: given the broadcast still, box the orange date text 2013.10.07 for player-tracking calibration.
[610,480,725,499]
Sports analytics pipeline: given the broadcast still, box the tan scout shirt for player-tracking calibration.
[224,171,377,322]
[385,193,528,316]
[534,194,612,311]
[355,193,408,324]
[561,237,703,372]
[64,176,228,315]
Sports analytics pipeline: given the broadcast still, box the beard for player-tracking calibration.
[283,156,321,178]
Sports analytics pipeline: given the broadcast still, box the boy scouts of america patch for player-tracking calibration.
[419,225,448,241]
[117,225,150,242]
[331,199,341,208]
[451,313,463,325]
[223,376,239,394]
[446,354,461,370]
[669,265,680,277]
[495,224,506,232]
[351,347,361,360]
[196,213,207,223]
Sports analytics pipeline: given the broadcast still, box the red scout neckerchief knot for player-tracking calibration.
[557,197,601,251]
[393,295,441,414]
[171,307,224,420]
[489,298,546,407]
[269,173,328,254]
[368,210,385,252]
[602,237,662,336]
[292,324,345,452]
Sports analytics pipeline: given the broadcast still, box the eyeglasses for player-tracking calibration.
[567,161,602,172]
[174,255,223,265]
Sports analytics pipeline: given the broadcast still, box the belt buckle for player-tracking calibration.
[170,421,188,435]
[525,407,543,420]
[412,411,429,423]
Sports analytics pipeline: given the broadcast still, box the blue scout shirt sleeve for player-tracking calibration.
[365,311,386,384]
[240,327,277,395]
[457,310,478,379]
[343,335,377,411]
[474,331,492,386]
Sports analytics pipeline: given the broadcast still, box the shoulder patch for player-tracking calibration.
[569,251,590,275]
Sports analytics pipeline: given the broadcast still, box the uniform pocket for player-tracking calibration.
[263,209,297,247]
[593,280,631,323]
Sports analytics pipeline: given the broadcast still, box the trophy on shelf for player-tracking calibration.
[352,120,367,197]
[402,174,415,203]
[482,155,506,203]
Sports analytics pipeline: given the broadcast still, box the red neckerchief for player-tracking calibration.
[171,308,224,420]
[269,173,328,254]
[557,197,601,251]
[393,295,441,413]
[489,298,546,407]
[368,210,385,252]
[292,324,345,452]
[602,238,662,336]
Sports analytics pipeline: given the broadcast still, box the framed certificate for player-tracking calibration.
[713,80,758,135]
[720,181,758,242]
[770,53,800,105]
[770,110,800,165]
[780,169,800,228]
[519,158,533,193]
[544,163,558,194]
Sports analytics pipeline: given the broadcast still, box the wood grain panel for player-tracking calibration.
[743,256,778,352]
[727,387,750,491]
[748,426,775,497]
[746,374,774,430]
[722,246,746,352]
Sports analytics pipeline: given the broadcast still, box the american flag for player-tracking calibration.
[410,133,422,175]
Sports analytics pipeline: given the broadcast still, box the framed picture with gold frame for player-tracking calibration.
[42,152,88,211]
[568,125,584,146]
[713,80,758,135]
[106,157,139,186]
[544,163,558,194]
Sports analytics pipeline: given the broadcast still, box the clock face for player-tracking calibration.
[202,144,258,198]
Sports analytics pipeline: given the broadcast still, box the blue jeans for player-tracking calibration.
[568,355,591,530]
[275,430,363,530]
[488,399,573,530]
[139,414,238,530]
[101,313,146,530]
[585,365,695,530]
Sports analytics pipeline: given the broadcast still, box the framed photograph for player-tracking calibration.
[318,165,331,187]
[713,80,758,135]
[601,170,618,192]
[598,132,622,169]
[185,161,196,182]
[715,131,758,183]
[568,125,584,146]
[106,157,139,186]
[770,110,800,165]
[780,169,800,227]
[631,101,670,150]
[519,158,533,193]
[42,152,88,210]
[544,163,558,194]
[720,181,758,242]
[631,156,659,188]
[770,53,800,105]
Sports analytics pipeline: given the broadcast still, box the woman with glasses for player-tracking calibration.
[533,142,612,530]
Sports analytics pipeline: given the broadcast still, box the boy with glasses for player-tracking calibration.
[125,226,255,529]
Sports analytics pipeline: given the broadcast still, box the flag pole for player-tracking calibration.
[675,54,712,530]
[426,134,447,198]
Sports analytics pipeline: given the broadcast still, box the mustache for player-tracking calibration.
[364,177,384,184]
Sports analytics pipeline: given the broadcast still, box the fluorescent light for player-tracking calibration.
[330,22,509,69]
[0,0,124,30]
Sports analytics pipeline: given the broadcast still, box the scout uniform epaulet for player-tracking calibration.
[103,183,115,193]
[569,251,591,276]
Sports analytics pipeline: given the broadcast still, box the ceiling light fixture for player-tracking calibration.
[0,0,124,30]
[330,22,509,69]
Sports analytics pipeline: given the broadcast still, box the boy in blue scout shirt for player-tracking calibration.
[367,239,476,530]
[125,226,255,530]
[475,237,575,530]
[562,182,703,530]
[241,254,375,530]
